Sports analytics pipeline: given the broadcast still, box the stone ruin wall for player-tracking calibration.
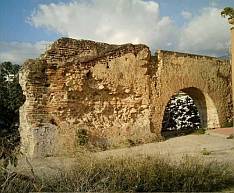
[20,38,155,157]
[150,50,232,133]
[19,38,232,157]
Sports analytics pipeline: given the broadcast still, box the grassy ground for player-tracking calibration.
[1,154,234,193]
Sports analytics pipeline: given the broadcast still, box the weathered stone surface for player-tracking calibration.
[150,50,232,136]
[19,37,232,157]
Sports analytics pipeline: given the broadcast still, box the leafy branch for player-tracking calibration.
[221,7,234,20]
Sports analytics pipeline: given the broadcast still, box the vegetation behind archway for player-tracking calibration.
[162,91,201,137]
[161,87,220,138]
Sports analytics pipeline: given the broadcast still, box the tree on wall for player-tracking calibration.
[221,7,234,25]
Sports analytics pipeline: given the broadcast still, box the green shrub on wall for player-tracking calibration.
[76,128,89,146]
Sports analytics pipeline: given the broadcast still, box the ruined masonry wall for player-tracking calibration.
[20,38,155,157]
[150,50,232,134]
[19,38,232,158]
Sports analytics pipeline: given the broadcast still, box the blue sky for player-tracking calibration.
[0,0,63,42]
[0,0,233,64]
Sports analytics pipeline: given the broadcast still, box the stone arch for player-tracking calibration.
[182,87,220,128]
[162,87,220,131]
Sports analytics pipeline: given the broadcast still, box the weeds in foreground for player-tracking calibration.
[193,128,206,135]
[0,134,20,168]
[1,155,234,193]
[227,134,234,139]
[201,148,212,155]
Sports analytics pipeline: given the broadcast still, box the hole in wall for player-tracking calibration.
[50,118,58,126]
[86,70,92,79]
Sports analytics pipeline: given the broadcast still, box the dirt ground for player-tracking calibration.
[9,129,234,177]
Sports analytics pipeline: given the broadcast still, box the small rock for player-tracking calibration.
[130,108,137,114]
[125,89,130,93]
[98,84,104,90]
[141,105,148,109]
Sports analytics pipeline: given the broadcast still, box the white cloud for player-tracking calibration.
[29,0,177,50]
[28,0,230,56]
[181,11,192,20]
[0,41,49,64]
[0,1,231,64]
[178,7,230,56]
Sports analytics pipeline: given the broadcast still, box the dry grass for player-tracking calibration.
[1,154,234,193]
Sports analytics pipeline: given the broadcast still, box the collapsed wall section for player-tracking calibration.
[19,38,155,157]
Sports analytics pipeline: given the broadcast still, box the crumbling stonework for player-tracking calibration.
[19,38,232,157]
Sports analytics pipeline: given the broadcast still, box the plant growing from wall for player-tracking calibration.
[77,128,89,146]
[221,7,234,25]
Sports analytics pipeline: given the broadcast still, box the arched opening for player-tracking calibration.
[161,87,220,138]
